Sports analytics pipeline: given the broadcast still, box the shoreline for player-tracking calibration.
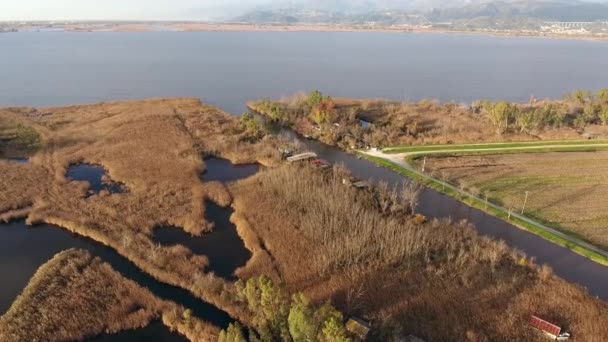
[9,22,608,42]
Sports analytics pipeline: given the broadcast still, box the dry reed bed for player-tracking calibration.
[0,98,283,330]
[230,164,608,341]
[0,249,219,342]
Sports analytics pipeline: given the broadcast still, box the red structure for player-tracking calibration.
[529,315,562,339]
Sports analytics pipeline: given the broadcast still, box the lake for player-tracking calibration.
[1,32,608,114]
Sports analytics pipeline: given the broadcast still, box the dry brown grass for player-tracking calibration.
[230,163,608,341]
[0,249,219,342]
[0,98,285,328]
[424,151,608,248]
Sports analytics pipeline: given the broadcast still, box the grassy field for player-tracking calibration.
[423,151,608,249]
[383,139,608,154]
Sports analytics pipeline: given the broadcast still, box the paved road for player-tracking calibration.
[362,145,608,262]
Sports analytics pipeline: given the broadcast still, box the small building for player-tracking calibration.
[346,317,371,340]
[529,315,570,340]
[311,159,331,169]
[352,180,371,190]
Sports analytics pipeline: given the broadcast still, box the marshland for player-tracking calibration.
[2,97,608,341]
[3,31,608,342]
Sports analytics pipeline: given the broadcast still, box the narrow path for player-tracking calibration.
[361,145,608,264]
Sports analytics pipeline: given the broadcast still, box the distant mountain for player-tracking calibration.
[233,0,608,29]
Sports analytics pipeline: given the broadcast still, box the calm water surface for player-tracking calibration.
[67,163,123,194]
[1,32,608,113]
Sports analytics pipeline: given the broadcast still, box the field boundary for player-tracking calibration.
[360,141,608,266]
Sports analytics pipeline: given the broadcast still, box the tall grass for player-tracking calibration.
[231,164,608,341]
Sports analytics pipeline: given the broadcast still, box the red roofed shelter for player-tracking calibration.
[529,315,562,340]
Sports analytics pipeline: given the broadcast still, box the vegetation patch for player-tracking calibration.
[0,118,42,157]
[230,163,608,341]
[0,249,219,342]
[248,89,608,151]
[0,99,291,333]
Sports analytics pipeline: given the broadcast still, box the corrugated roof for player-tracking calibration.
[346,318,371,339]
[529,315,561,337]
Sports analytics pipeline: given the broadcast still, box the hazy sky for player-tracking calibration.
[0,0,276,21]
[2,0,608,21]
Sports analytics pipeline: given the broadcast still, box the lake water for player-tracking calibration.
[1,32,608,114]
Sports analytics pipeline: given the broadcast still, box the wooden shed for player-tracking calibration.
[529,315,570,340]
[346,317,371,340]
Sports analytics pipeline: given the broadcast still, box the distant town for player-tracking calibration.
[2,20,608,39]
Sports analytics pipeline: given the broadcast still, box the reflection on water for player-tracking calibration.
[202,157,259,183]
[154,202,252,280]
[89,321,187,342]
[154,157,259,279]
[66,163,123,194]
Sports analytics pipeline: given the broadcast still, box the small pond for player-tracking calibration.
[359,119,371,129]
[201,157,259,183]
[66,163,123,194]
[154,202,251,280]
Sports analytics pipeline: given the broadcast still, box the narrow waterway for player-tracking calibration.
[0,220,232,339]
[154,202,252,280]
[201,157,259,183]
[0,158,261,340]
[273,126,608,300]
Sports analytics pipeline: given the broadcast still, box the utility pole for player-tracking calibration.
[422,157,427,173]
[521,191,529,215]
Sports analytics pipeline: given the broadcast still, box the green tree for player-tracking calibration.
[599,107,608,125]
[288,294,317,342]
[566,90,592,104]
[515,110,538,133]
[487,101,517,133]
[233,277,350,342]
[219,323,246,342]
[236,276,291,340]
[321,316,350,342]
[239,112,264,140]
[309,90,325,107]
[598,89,608,104]
[583,103,599,124]
[311,100,337,126]
[542,104,566,128]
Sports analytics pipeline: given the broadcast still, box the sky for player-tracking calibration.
[2,0,608,21]
[0,0,275,21]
